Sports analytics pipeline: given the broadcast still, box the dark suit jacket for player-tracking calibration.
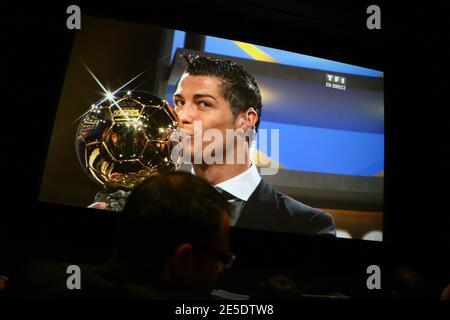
[236,179,336,236]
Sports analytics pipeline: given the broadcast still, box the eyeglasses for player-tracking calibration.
[194,246,236,269]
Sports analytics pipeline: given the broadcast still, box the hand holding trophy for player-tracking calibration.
[75,90,182,211]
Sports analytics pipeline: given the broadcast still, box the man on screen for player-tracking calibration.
[172,53,335,236]
[89,54,335,236]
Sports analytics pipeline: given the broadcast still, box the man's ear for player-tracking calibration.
[239,108,258,129]
[171,243,195,274]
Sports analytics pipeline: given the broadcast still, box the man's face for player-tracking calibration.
[191,212,231,293]
[173,73,240,163]
[166,212,231,296]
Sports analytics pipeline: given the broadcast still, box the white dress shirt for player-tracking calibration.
[214,163,261,202]
[191,163,261,201]
[191,164,261,225]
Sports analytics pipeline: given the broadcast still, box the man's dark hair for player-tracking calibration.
[181,53,263,131]
[116,171,230,270]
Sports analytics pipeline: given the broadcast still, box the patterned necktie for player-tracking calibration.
[215,187,245,226]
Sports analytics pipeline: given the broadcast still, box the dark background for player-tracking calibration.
[37,16,170,208]
[4,1,449,299]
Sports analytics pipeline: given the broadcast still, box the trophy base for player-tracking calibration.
[94,189,132,212]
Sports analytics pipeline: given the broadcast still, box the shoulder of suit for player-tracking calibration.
[258,180,335,235]
[257,179,334,222]
[276,189,333,221]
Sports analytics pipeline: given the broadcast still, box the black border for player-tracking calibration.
[5,1,450,299]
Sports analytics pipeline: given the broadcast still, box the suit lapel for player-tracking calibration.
[236,179,282,231]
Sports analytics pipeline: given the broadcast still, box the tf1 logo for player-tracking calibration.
[325,74,347,91]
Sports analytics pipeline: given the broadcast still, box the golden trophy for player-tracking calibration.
[75,90,182,211]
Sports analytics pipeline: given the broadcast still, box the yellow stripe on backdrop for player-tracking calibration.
[232,41,277,63]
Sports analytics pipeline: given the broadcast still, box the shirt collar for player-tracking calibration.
[191,164,261,201]
[216,164,261,201]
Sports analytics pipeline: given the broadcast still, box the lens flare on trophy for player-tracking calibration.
[75,90,182,195]
[74,65,183,211]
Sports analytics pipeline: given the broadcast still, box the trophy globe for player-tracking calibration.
[75,90,182,211]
